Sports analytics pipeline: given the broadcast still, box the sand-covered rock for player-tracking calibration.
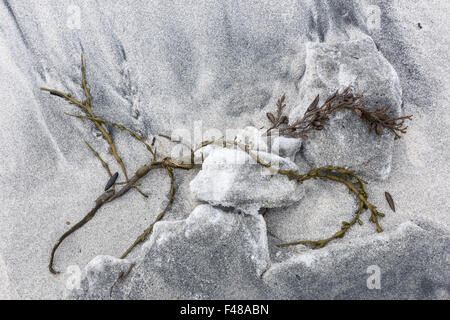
[264,220,450,299]
[290,37,403,180]
[66,255,135,300]
[270,136,302,161]
[67,215,450,300]
[67,204,271,299]
[190,148,304,211]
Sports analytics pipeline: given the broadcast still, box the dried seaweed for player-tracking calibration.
[120,166,175,259]
[276,166,384,248]
[267,87,412,140]
[232,140,384,248]
[266,94,289,133]
[109,263,135,297]
[42,55,411,274]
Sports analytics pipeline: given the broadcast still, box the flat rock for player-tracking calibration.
[290,37,403,180]
[190,148,304,211]
[67,204,272,299]
[264,220,450,299]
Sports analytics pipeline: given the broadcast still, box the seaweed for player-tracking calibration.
[41,55,411,274]
[266,87,412,139]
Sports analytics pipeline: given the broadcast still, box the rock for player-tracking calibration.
[190,148,304,211]
[234,126,269,153]
[68,211,450,300]
[270,136,302,161]
[66,256,135,300]
[66,204,272,299]
[192,126,269,163]
[263,220,450,299]
[290,37,403,180]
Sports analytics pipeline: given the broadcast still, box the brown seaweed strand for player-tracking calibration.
[120,166,175,259]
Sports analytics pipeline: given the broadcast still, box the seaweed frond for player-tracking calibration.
[267,87,412,139]
[276,166,384,248]
[266,94,289,133]
[235,143,385,249]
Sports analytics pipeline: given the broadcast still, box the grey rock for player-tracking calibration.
[290,37,403,180]
[190,148,304,211]
[234,126,269,153]
[67,211,450,299]
[190,126,269,163]
[66,204,272,299]
[270,136,302,161]
[66,256,135,300]
[264,220,450,299]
